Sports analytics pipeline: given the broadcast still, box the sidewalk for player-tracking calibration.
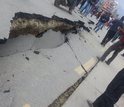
[63,56,124,107]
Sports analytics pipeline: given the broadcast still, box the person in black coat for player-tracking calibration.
[101,16,124,46]
[87,68,124,107]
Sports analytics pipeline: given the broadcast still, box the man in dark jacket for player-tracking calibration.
[94,12,110,32]
[87,68,124,107]
[101,16,124,46]
[99,27,124,65]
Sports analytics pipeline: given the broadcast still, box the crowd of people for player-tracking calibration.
[54,0,113,30]
[54,0,124,66]
[54,0,100,14]
[54,1,124,107]
[99,16,124,65]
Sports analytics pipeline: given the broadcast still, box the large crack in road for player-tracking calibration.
[0,12,91,57]
[48,59,99,107]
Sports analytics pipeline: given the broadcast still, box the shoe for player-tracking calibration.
[68,11,72,14]
[68,9,72,14]
[96,56,104,62]
[105,61,110,65]
[100,43,105,47]
[87,100,94,107]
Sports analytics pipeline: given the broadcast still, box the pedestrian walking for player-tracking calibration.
[87,68,124,107]
[101,16,124,46]
[99,27,124,65]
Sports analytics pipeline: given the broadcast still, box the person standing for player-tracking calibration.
[101,16,124,46]
[87,68,124,107]
[99,27,124,65]
[94,12,110,32]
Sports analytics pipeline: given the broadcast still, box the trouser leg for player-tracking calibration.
[106,50,120,64]
[79,1,86,9]
[101,30,111,45]
[101,30,116,46]
[100,44,115,61]
[94,22,100,31]
[111,33,120,42]
[93,94,114,107]
[103,36,113,46]
[101,24,104,30]
[95,22,104,32]
[93,68,124,107]
[101,41,123,63]
[83,4,91,16]
[80,1,88,12]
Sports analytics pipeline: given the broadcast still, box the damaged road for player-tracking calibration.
[9,12,87,38]
[0,11,91,43]
[0,12,91,57]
